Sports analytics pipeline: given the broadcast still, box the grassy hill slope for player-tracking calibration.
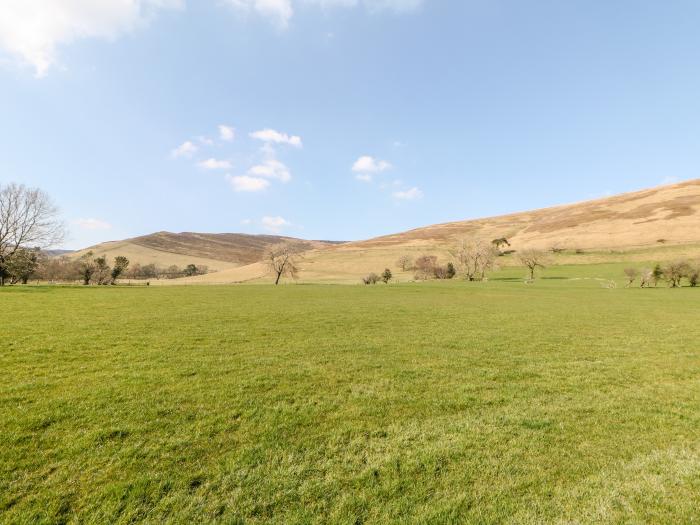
[185,179,700,284]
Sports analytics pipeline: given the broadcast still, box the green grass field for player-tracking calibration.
[2,271,700,523]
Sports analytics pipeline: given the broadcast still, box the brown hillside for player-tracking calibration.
[74,232,339,271]
[182,179,700,284]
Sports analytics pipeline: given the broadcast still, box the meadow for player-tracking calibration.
[2,270,700,523]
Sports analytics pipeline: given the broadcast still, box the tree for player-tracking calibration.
[5,248,40,284]
[414,255,438,280]
[184,264,199,277]
[0,183,65,285]
[265,242,304,285]
[450,240,499,281]
[362,272,380,285]
[688,265,699,287]
[127,263,142,280]
[518,249,549,280]
[663,260,690,288]
[78,251,96,285]
[652,264,664,287]
[381,268,392,284]
[396,255,413,271]
[491,238,510,252]
[640,268,653,288]
[110,256,129,284]
[623,268,639,287]
[94,255,111,285]
[166,265,181,278]
[446,262,456,279]
[141,264,158,279]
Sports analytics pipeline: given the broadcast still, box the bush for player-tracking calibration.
[362,273,380,285]
[381,268,392,284]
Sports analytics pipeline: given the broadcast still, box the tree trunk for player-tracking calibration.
[275,272,281,285]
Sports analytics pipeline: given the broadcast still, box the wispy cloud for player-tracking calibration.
[224,0,424,27]
[393,187,423,200]
[198,158,232,170]
[227,175,270,192]
[73,218,112,230]
[248,159,291,182]
[352,155,392,174]
[250,128,303,148]
[262,215,291,232]
[171,140,198,158]
[219,125,235,142]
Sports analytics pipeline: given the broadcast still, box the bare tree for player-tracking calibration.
[623,268,639,287]
[362,272,380,285]
[414,254,438,280]
[265,242,304,285]
[0,183,65,285]
[396,255,413,271]
[663,260,691,288]
[640,268,653,288]
[518,249,549,280]
[450,240,499,281]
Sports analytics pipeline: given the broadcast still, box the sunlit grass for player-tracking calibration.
[2,275,699,523]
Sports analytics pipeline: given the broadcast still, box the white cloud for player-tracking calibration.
[0,0,183,77]
[223,0,294,27]
[219,125,235,142]
[73,218,112,230]
[248,159,291,182]
[198,136,214,146]
[171,140,198,158]
[355,173,373,182]
[250,128,303,148]
[227,175,270,192]
[301,0,424,15]
[241,218,252,225]
[393,187,423,200]
[198,158,232,170]
[352,155,392,173]
[262,215,291,232]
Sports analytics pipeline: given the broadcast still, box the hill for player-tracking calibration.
[74,232,339,273]
[182,179,700,284]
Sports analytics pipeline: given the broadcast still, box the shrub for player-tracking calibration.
[381,268,392,284]
[362,273,380,285]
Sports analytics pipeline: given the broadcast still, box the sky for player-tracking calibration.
[1,1,700,249]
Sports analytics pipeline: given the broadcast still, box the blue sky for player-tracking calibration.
[1,1,699,248]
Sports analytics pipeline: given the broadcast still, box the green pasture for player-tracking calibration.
[2,270,699,523]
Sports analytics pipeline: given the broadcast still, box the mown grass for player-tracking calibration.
[2,273,700,523]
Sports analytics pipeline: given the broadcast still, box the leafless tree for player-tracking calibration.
[362,272,380,285]
[414,254,438,280]
[265,242,304,285]
[623,268,639,287]
[0,183,65,285]
[518,249,549,280]
[640,268,653,288]
[396,254,413,271]
[663,260,691,288]
[450,240,499,281]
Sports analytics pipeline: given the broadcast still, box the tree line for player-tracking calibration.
[13,252,209,284]
[387,239,549,283]
[624,261,700,288]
